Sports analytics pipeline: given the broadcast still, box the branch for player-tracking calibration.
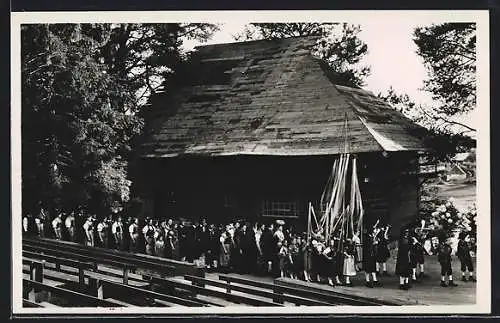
[415,104,476,132]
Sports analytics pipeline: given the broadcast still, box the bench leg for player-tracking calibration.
[273,286,284,305]
[123,266,129,285]
[28,283,36,302]
[78,263,85,285]
[89,278,104,299]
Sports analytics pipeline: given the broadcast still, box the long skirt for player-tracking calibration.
[304,251,313,272]
[219,244,231,267]
[343,255,357,276]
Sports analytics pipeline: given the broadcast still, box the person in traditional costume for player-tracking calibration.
[409,235,426,283]
[142,217,156,256]
[457,231,476,282]
[323,238,338,286]
[219,230,231,273]
[436,232,457,287]
[52,212,63,240]
[303,237,313,282]
[376,225,391,276]
[343,239,357,286]
[396,226,412,290]
[362,227,380,287]
[289,238,300,279]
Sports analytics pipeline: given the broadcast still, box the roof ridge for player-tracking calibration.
[194,35,320,50]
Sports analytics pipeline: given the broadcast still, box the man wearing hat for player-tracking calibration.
[457,231,476,282]
[436,232,457,287]
[52,212,64,240]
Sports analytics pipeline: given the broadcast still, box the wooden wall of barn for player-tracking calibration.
[135,151,419,237]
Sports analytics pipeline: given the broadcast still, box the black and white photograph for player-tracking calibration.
[11,10,490,315]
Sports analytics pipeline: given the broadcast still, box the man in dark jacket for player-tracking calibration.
[457,231,476,282]
[396,226,412,290]
[436,232,457,287]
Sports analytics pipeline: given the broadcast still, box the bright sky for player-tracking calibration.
[183,20,479,132]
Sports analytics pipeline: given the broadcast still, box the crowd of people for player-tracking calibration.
[22,207,476,290]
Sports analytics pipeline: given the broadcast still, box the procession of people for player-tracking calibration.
[22,207,476,289]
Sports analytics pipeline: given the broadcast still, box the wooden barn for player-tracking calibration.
[135,36,431,235]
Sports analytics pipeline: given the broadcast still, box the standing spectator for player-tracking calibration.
[410,235,425,283]
[83,216,95,247]
[303,237,313,282]
[65,211,76,242]
[396,227,412,290]
[196,219,210,266]
[239,223,252,274]
[362,227,380,288]
[343,239,357,287]
[262,223,275,274]
[436,232,457,287]
[165,230,176,260]
[143,218,156,256]
[97,217,109,248]
[171,223,180,260]
[219,231,231,273]
[155,233,165,258]
[129,217,140,253]
[457,231,476,282]
[207,224,220,271]
[323,238,337,286]
[23,212,33,236]
[253,223,264,274]
[112,215,125,250]
[35,206,47,238]
[313,238,326,282]
[278,240,290,278]
[289,237,301,279]
[52,212,63,240]
[376,225,391,276]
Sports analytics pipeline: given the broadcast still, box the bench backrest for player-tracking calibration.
[23,279,123,307]
[24,238,197,277]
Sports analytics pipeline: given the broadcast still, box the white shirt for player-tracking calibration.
[97,222,107,232]
[83,220,93,232]
[111,221,123,235]
[352,234,361,244]
[23,217,29,232]
[65,216,75,228]
[129,223,138,235]
[274,230,284,242]
[52,217,62,229]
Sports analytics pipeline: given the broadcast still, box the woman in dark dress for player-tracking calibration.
[303,238,313,281]
[323,238,338,286]
[293,236,304,280]
[396,227,412,290]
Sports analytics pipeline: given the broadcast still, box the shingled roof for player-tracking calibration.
[141,36,430,158]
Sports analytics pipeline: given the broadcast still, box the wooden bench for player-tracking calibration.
[24,238,187,281]
[23,244,177,285]
[23,253,94,285]
[23,299,44,308]
[23,251,147,286]
[274,278,401,306]
[23,279,124,307]
[218,274,340,306]
[85,271,206,307]
[148,276,282,307]
[186,275,332,306]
